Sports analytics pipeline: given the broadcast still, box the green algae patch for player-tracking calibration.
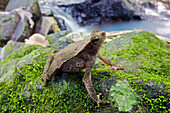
[109,80,139,112]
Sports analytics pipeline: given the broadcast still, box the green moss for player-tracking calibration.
[0,31,169,112]
[98,31,170,112]
[0,45,42,66]
[46,35,53,45]
[141,94,170,112]
[129,79,170,112]
[99,31,170,86]
[0,46,99,112]
[3,41,15,54]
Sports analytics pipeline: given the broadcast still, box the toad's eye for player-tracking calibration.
[92,37,100,44]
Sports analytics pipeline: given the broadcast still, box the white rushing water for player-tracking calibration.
[38,0,87,32]
[0,46,5,61]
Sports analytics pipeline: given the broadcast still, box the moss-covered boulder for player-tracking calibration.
[0,40,24,61]
[0,31,169,112]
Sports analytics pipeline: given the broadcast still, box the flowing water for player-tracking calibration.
[85,8,170,39]
[39,1,86,32]
[85,19,170,39]
[38,0,170,39]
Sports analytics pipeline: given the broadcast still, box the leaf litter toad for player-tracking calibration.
[41,29,125,107]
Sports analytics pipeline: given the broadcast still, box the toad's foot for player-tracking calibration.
[110,66,125,71]
[41,55,54,86]
[41,75,51,81]
[83,66,110,107]
[41,73,51,87]
[83,73,109,107]
[95,93,110,107]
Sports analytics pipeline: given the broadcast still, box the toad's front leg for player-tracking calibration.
[41,55,54,86]
[83,63,109,107]
[98,54,125,71]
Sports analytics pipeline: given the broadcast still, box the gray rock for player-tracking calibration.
[58,0,145,26]
[0,8,35,45]
[5,0,42,19]
[0,11,20,46]
[38,16,61,36]
[0,0,42,44]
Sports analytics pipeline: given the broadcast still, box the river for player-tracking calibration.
[85,19,170,39]
[84,8,170,39]
[85,7,170,39]
[38,0,170,39]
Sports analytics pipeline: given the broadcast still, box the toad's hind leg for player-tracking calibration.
[41,55,54,86]
[83,67,109,107]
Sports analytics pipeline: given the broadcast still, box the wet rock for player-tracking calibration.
[50,31,89,49]
[62,31,89,42]
[58,0,145,26]
[155,34,170,44]
[0,0,42,43]
[5,0,41,21]
[0,7,35,45]
[36,16,61,36]
[0,10,20,46]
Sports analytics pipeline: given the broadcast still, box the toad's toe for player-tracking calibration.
[96,93,110,107]
[46,77,51,81]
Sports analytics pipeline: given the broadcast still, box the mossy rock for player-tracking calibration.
[0,31,169,112]
[98,31,170,112]
[0,40,24,61]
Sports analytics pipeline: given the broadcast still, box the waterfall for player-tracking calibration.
[0,46,6,61]
[50,6,80,31]
[145,8,169,20]
[39,4,86,32]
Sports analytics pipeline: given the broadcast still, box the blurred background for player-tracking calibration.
[0,0,170,47]
[37,0,170,38]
